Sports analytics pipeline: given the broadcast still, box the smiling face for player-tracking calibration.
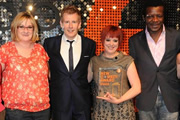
[145,6,164,34]
[17,19,33,42]
[60,13,81,40]
[103,36,119,57]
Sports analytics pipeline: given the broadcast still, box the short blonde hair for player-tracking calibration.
[11,11,39,42]
[60,5,81,22]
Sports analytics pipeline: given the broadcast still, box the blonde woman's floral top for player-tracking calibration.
[0,42,50,112]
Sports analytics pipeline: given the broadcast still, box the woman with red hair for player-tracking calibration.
[88,25,141,119]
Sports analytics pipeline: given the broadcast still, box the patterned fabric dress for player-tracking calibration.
[0,41,50,112]
[90,51,136,120]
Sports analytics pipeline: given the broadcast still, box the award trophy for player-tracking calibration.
[98,67,122,98]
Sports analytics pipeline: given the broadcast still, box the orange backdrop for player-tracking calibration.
[84,0,142,55]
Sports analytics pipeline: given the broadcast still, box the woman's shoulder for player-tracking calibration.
[90,56,97,62]
[91,54,102,61]
[119,51,133,59]
[0,41,15,52]
[90,55,103,66]
[32,43,47,57]
[119,51,134,64]
[34,43,45,51]
[1,41,13,47]
[34,43,43,47]
[91,55,98,59]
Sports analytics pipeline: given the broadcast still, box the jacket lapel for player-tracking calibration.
[159,28,173,67]
[56,35,69,73]
[73,35,84,71]
[140,32,157,66]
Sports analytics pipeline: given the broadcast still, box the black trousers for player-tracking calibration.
[51,102,90,120]
[5,108,50,120]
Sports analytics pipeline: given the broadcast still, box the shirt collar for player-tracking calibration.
[62,34,79,43]
[145,24,165,35]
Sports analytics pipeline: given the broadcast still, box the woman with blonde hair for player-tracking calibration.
[0,12,50,120]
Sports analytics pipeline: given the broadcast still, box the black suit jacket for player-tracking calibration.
[129,28,180,112]
[43,34,96,112]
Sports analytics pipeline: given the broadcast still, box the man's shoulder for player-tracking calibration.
[80,34,96,44]
[129,30,144,40]
[166,27,180,34]
[44,35,62,42]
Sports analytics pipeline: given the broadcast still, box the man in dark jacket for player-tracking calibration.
[129,0,180,119]
[43,5,96,120]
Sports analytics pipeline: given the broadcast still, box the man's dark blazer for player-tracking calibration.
[129,28,180,112]
[43,34,96,115]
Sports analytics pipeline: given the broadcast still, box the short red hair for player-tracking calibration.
[101,25,123,46]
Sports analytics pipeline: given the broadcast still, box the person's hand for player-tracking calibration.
[96,92,120,104]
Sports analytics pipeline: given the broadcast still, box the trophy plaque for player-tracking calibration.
[98,67,122,98]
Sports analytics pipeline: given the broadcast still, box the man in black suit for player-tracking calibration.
[43,5,96,120]
[129,0,180,120]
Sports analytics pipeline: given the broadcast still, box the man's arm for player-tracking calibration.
[90,40,96,57]
[128,37,136,58]
[176,53,180,78]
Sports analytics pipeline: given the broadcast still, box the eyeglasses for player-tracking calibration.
[17,26,34,31]
[146,14,163,20]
